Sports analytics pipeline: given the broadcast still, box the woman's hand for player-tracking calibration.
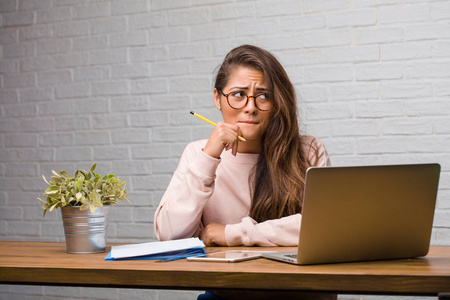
[200,223,227,246]
[202,122,242,158]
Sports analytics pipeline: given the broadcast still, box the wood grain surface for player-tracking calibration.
[1,241,450,296]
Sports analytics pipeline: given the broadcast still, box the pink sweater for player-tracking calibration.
[154,136,330,246]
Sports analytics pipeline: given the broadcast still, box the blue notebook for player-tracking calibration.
[105,237,206,261]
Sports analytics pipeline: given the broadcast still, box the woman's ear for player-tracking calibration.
[214,88,221,110]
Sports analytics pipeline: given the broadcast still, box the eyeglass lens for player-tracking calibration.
[226,92,272,111]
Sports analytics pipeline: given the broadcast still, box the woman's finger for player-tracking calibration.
[203,122,241,158]
[231,126,243,156]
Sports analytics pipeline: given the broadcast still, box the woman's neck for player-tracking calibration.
[237,139,261,154]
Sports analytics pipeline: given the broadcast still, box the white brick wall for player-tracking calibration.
[0,0,449,300]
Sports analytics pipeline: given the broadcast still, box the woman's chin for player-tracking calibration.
[240,134,262,144]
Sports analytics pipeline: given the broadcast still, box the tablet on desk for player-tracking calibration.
[187,250,273,262]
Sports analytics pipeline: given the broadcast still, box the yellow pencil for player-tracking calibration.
[190,111,247,142]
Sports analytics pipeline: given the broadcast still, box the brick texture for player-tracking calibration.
[0,1,449,299]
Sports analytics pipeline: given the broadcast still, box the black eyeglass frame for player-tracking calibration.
[220,90,273,111]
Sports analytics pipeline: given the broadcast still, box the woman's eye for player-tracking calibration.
[232,92,245,98]
[257,93,268,100]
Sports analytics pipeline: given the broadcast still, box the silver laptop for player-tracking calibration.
[263,163,441,265]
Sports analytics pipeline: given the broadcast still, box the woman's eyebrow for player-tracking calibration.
[229,86,249,90]
[229,86,269,91]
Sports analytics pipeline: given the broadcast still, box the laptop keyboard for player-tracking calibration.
[286,254,298,258]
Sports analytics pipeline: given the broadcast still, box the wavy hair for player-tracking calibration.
[214,45,317,222]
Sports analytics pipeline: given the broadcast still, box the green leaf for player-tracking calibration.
[93,190,101,202]
[51,176,63,184]
[75,170,86,178]
[105,174,115,180]
[94,173,101,182]
[42,175,50,185]
[60,170,70,178]
[95,178,102,189]
[75,176,84,193]
[89,191,95,202]
[38,162,129,215]
[49,203,58,212]
[79,195,88,205]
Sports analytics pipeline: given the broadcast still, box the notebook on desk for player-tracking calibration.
[262,163,441,265]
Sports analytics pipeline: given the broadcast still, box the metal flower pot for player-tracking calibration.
[61,206,110,254]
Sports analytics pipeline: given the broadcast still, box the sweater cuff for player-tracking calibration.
[225,223,244,246]
[189,149,221,179]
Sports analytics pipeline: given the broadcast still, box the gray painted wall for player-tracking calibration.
[1,0,449,299]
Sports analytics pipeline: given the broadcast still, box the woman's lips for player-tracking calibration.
[238,120,259,124]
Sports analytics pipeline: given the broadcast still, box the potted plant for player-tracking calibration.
[37,163,130,254]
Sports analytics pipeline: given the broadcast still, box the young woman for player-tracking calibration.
[154,45,330,248]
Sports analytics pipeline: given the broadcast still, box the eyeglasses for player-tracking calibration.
[220,90,273,111]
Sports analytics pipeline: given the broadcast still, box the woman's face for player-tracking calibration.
[214,66,273,151]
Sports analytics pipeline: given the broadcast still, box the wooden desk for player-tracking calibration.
[1,241,450,297]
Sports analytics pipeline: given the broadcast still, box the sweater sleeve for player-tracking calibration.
[304,135,331,167]
[224,136,330,246]
[154,141,220,241]
[225,214,302,246]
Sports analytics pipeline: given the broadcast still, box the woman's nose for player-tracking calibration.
[243,96,258,113]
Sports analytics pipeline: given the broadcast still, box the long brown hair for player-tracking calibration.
[214,45,315,223]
